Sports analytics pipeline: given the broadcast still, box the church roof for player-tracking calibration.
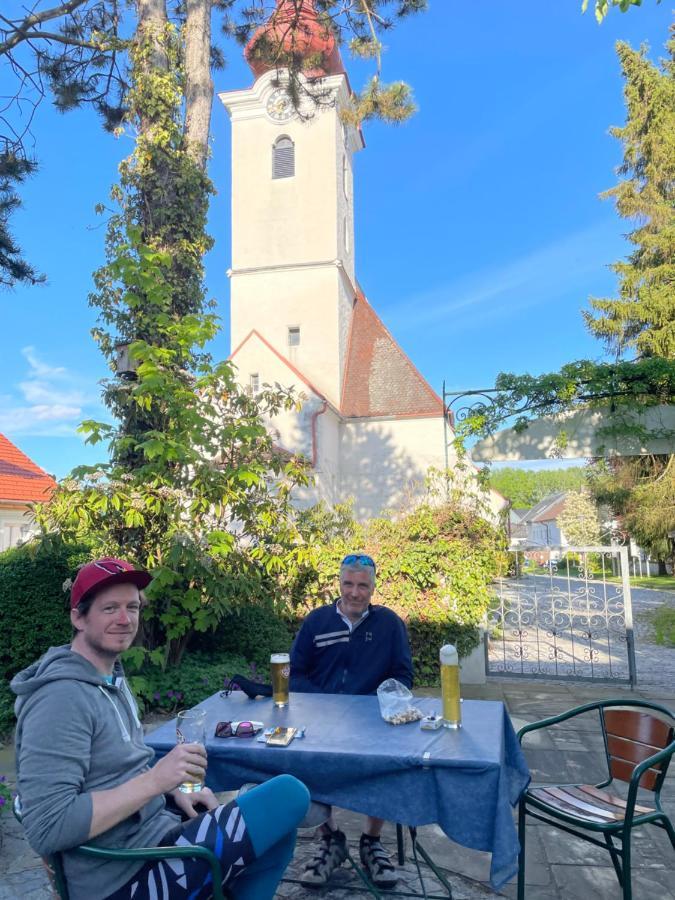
[340,290,443,419]
[245,0,345,80]
[0,433,56,504]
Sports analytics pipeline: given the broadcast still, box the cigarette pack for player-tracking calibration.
[265,727,297,747]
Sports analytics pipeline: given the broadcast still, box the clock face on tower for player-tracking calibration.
[266,88,294,122]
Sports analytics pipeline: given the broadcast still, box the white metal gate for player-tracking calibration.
[486,546,637,686]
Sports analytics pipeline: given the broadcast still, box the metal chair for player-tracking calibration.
[516,699,675,900]
[13,797,227,900]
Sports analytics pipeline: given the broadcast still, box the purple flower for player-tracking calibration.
[153,692,161,700]
[176,692,183,700]
[0,775,5,783]
[250,662,257,673]
[0,796,5,807]
[167,690,174,698]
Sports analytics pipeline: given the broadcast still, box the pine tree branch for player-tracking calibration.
[0,0,91,55]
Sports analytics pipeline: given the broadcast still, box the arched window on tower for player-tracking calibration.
[272,136,295,179]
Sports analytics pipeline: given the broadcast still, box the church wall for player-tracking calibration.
[339,416,447,520]
[230,266,345,405]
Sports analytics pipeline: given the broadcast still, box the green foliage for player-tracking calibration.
[582,0,660,23]
[558,488,602,546]
[489,467,588,508]
[584,35,675,359]
[589,454,675,562]
[125,648,254,713]
[205,603,294,670]
[0,151,44,289]
[0,537,91,683]
[38,24,312,670]
[0,678,14,742]
[0,768,11,814]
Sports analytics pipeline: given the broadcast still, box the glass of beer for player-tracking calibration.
[440,644,462,729]
[270,652,290,707]
[176,708,207,793]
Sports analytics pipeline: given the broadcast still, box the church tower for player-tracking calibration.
[219,0,364,406]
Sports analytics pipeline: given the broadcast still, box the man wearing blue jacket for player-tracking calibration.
[291,553,413,890]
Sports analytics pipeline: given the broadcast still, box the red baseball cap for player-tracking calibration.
[71,557,152,609]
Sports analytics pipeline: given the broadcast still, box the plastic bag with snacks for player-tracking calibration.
[377,678,424,725]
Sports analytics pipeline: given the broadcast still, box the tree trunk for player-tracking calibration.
[184,0,214,170]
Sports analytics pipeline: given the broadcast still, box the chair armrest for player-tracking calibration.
[517,701,602,744]
[77,844,226,900]
[625,738,675,821]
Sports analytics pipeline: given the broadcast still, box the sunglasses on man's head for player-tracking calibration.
[214,721,257,739]
[341,554,376,574]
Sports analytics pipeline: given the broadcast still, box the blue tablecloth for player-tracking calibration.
[146,692,530,889]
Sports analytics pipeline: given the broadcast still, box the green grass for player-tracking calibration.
[639,606,675,647]
[605,575,675,592]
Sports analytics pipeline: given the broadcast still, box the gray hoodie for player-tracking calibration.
[11,645,179,900]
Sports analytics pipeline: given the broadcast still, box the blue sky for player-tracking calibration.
[1,1,672,478]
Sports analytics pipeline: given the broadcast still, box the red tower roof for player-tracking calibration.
[245,0,344,80]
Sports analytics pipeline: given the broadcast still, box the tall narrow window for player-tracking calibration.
[288,326,300,347]
[342,155,348,198]
[272,136,295,179]
[249,373,260,394]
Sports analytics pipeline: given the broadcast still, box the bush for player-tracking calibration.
[126,648,257,713]
[0,678,14,741]
[198,602,294,670]
[0,536,91,682]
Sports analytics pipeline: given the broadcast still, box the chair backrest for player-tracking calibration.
[13,796,69,899]
[602,708,675,791]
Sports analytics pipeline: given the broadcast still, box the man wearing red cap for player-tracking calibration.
[12,557,309,900]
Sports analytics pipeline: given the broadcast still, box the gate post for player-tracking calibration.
[619,545,638,688]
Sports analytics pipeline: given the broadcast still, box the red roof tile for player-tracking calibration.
[340,290,443,418]
[0,433,56,504]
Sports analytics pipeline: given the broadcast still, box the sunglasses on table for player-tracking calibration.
[214,720,258,739]
[341,554,376,574]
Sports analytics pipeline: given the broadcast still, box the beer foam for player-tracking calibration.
[270,653,290,663]
[439,644,458,665]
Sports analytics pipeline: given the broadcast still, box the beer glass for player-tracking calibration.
[440,644,462,728]
[176,708,207,793]
[270,652,290,707]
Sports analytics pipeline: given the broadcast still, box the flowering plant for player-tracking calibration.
[0,775,12,815]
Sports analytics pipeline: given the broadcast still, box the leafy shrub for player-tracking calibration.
[0,536,91,682]
[199,602,294,670]
[125,649,256,712]
[0,772,11,815]
[0,678,15,741]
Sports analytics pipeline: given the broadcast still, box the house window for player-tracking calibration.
[342,155,348,198]
[249,373,260,394]
[272,136,294,179]
[288,326,300,347]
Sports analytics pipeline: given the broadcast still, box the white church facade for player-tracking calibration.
[219,2,490,521]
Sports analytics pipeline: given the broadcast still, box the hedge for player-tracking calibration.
[0,537,91,683]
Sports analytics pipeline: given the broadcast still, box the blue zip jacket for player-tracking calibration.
[290,601,413,695]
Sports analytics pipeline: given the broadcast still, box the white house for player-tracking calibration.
[0,433,55,551]
[219,1,501,521]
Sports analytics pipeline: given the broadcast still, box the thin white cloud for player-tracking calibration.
[385,219,620,334]
[0,347,102,437]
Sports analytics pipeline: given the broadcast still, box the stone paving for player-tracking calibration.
[1,678,674,899]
